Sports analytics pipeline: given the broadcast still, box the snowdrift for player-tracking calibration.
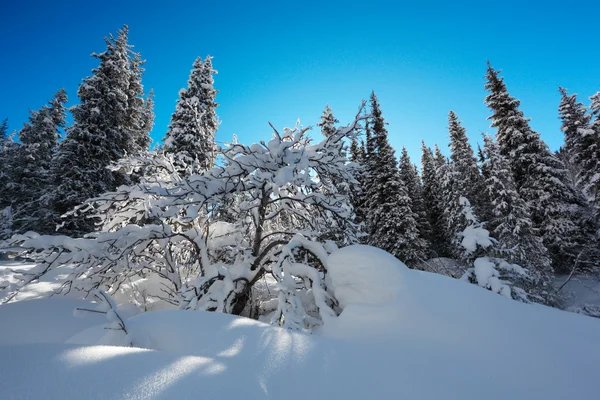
[1,245,599,399]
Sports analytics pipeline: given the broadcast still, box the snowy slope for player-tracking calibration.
[0,246,599,399]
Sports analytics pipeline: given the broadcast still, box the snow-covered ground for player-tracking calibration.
[1,246,600,399]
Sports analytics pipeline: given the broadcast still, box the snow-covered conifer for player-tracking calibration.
[11,89,67,234]
[127,53,152,154]
[317,105,339,138]
[49,26,137,235]
[163,56,218,173]
[420,142,450,257]
[481,134,551,272]
[399,146,432,256]
[457,197,534,303]
[0,118,7,145]
[447,111,482,211]
[365,92,427,264]
[485,63,588,271]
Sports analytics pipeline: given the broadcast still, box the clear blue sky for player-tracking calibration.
[1,0,599,163]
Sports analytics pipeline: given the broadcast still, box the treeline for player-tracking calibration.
[1,26,599,310]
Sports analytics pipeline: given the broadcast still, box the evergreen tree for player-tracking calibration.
[481,134,552,275]
[0,118,7,145]
[12,89,68,233]
[163,56,218,172]
[317,105,339,138]
[561,87,600,222]
[420,142,450,257]
[434,144,459,255]
[349,137,361,163]
[485,63,587,271]
[50,26,138,235]
[0,120,17,212]
[127,52,152,154]
[365,92,426,264]
[399,146,432,255]
[447,111,482,211]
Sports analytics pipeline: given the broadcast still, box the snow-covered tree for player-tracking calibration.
[433,144,463,256]
[317,105,339,138]
[11,89,68,234]
[49,26,139,235]
[163,56,218,173]
[0,118,7,145]
[485,63,588,271]
[0,206,12,241]
[447,111,482,211]
[1,112,365,331]
[420,142,450,257]
[399,146,432,256]
[127,53,153,155]
[0,131,19,211]
[586,90,600,215]
[481,134,552,273]
[560,87,600,242]
[365,92,426,264]
[457,197,533,303]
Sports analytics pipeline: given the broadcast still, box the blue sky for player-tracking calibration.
[1,0,599,163]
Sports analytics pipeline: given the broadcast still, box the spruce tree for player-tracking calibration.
[561,88,600,220]
[0,120,16,212]
[317,105,339,138]
[485,63,587,271]
[13,89,68,233]
[349,137,361,162]
[50,26,138,235]
[399,146,432,255]
[127,52,153,155]
[163,56,218,173]
[447,111,482,211]
[434,144,459,256]
[0,118,7,146]
[365,92,426,264]
[587,92,600,212]
[481,134,552,275]
[421,142,450,257]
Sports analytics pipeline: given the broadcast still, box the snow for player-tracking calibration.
[326,244,408,308]
[1,250,600,399]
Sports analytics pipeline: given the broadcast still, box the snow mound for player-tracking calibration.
[0,298,106,345]
[327,244,408,308]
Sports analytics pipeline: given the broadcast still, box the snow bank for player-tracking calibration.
[2,249,600,399]
[0,298,105,345]
[327,244,408,308]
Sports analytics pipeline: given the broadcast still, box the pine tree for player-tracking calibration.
[12,89,68,233]
[365,92,426,264]
[421,142,450,257]
[481,134,552,274]
[163,56,218,173]
[399,146,432,255]
[485,63,587,271]
[50,26,138,235]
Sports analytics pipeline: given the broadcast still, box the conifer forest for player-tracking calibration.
[1,24,599,400]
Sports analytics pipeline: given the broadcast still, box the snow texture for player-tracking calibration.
[326,245,408,308]
[1,251,600,399]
